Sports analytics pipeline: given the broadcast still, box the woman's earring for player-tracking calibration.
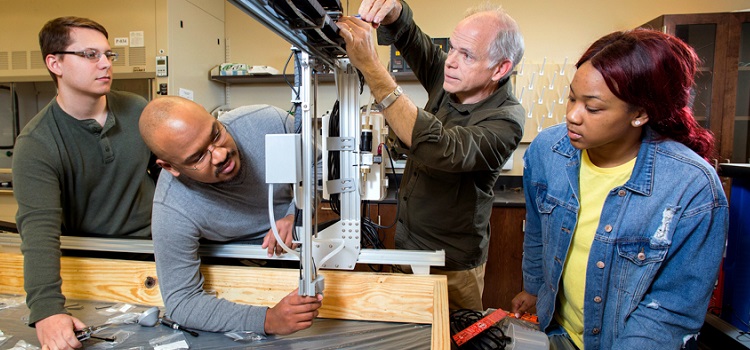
[633,120,641,126]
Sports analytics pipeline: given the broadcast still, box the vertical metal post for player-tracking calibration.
[298,52,324,296]
[338,59,362,223]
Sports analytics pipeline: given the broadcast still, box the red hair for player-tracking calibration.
[576,28,715,161]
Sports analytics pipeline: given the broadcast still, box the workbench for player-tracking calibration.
[0,236,450,349]
[0,295,432,349]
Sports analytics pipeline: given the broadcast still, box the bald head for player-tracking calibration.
[140,96,213,160]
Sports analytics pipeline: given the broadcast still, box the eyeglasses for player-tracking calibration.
[187,122,227,171]
[51,49,119,62]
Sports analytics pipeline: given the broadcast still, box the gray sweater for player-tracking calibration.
[151,105,295,334]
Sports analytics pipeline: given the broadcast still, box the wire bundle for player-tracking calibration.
[449,309,511,350]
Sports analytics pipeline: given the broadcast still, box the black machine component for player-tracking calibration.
[229,0,347,63]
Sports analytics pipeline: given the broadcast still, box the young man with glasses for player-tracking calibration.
[139,96,322,336]
[12,16,156,350]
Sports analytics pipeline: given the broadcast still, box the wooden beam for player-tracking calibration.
[0,253,449,349]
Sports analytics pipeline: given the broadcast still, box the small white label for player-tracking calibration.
[179,88,194,101]
[114,37,128,46]
[154,340,189,350]
[129,31,145,47]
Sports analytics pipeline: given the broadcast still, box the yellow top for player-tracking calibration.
[556,150,635,348]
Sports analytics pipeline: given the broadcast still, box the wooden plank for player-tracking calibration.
[0,253,449,349]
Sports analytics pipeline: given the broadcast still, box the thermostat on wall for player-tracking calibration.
[156,56,168,77]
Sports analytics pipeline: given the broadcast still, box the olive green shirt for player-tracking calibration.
[378,1,525,269]
[13,91,155,325]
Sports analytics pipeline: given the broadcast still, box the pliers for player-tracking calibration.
[75,324,115,342]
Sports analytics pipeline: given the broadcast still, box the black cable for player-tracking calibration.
[449,309,511,350]
[283,51,296,96]
[728,308,750,343]
[327,100,341,215]
[360,201,385,248]
[368,143,400,230]
[357,70,365,94]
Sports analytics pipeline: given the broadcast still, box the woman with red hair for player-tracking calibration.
[513,28,728,349]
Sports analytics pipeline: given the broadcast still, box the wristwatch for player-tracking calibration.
[375,85,403,111]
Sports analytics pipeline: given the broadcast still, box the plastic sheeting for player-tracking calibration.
[0,295,431,349]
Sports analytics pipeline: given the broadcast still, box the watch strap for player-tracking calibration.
[376,85,403,111]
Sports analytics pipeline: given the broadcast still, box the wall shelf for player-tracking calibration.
[0,71,155,84]
[210,71,419,85]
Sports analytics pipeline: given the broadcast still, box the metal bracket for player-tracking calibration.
[325,178,355,194]
[325,136,355,151]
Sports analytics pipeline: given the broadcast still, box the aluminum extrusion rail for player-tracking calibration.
[0,232,444,272]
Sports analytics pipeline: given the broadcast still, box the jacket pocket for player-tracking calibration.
[614,239,669,326]
[617,241,668,266]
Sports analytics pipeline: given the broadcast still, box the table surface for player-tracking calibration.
[0,295,431,349]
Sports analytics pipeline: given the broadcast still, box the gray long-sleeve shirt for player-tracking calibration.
[151,105,294,334]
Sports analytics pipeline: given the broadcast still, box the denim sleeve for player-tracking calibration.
[521,144,545,295]
[615,203,728,347]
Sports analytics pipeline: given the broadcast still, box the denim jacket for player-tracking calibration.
[522,124,728,349]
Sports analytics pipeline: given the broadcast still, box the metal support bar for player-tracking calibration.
[0,232,444,274]
[297,52,324,296]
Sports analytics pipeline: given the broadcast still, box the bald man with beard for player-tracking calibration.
[139,96,322,335]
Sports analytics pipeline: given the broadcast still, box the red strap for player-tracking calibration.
[452,308,508,346]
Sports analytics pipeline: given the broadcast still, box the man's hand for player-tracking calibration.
[336,16,387,80]
[511,291,538,317]
[35,314,86,350]
[357,0,402,28]
[262,214,296,257]
[264,288,323,335]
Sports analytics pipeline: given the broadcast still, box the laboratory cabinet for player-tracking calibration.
[318,200,526,310]
[0,0,227,170]
[0,0,226,110]
[379,203,526,310]
[641,12,750,165]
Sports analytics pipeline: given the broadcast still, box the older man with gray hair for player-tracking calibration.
[337,0,525,311]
